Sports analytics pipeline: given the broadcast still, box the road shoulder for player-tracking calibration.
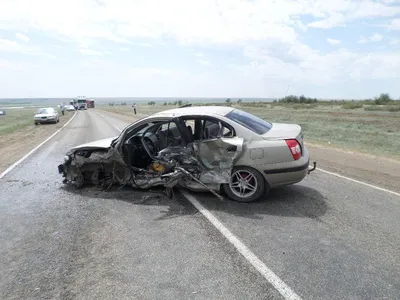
[306,142,400,193]
[0,111,75,174]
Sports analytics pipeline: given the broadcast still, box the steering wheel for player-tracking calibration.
[142,136,157,156]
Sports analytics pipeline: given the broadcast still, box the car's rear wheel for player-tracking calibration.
[222,166,267,203]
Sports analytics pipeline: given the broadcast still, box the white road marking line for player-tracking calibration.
[94,111,122,132]
[180,190,302,300]
[99,112,301,299]
[0,112,77,180]
[101,111,400,298]
[120,106,304,297]
[110,123,121,132]
[312,166,400,197]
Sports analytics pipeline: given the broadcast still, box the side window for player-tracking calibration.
[203,119,234,140]
[157,121,183,147]
[159,122,180,138]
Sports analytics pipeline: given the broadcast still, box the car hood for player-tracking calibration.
[71,136,118,150]
[68,136,119,153]
[262,123,302,139]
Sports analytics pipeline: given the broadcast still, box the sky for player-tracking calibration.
[0,0,400,99]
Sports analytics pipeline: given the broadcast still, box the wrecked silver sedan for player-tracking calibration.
[58,105,316,202]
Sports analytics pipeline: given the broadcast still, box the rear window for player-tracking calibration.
[225,109,272,135]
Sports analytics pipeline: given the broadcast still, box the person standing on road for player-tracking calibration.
[133,103,137,114]
[61,104,65,116]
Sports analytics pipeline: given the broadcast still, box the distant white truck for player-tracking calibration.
[73,96,88,110]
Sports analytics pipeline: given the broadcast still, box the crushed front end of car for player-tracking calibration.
[58,135,243,200]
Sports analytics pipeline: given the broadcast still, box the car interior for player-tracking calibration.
[122,117,235,170]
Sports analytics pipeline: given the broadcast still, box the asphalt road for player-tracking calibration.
[1,110,399,300]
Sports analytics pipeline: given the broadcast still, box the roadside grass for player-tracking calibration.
[100,103,400,160]
[342,102,363,109]
[0,107,63,136]
[0,108,36,136]
[364,105,400,112]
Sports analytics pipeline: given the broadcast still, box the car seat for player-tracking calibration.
[187,125,194,142]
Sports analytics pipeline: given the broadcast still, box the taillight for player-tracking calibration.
[285,139,302,160]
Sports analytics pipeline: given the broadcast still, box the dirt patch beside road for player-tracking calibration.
[306,142,400,193]
[0,112,74,174]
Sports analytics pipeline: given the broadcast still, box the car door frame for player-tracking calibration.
[179,115,244,183]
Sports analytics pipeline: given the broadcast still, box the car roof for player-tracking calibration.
[153,105,235,118]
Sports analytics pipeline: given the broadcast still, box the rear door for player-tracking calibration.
[189,117,244,184]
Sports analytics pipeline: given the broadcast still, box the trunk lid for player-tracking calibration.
[262,123,304,149]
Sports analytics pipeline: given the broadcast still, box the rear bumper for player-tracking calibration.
[260,147,317,187]
[262,161,317,187]
[263,160,310,175]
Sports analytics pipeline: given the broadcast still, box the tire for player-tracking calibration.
[222,166,267,203]
[34,122,38,125]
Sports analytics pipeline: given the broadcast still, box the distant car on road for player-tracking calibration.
[66,105,76,111]
[58,105,316,202]
[34,107,59,125]
[0,109,6,116]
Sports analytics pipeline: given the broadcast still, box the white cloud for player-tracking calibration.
[15,32,30,42]
[0,0,300,46]
[0,0,398,45]
[326,38,341,45]
[79,48,109,56]
[379,0,400,4]
[0,38,22,52]
[193,52,205,57]
[129,67,176,76]
[308,14,346,29]
[370,33,384,42]
[240,41,400,86]
[0,38,44,55]
[306,1,400,29]
[0,59,31,71]
[136,43,153,47]
[389,37,400,44]
[358,33,384,44]
[387,18,400,30]
[197,59,211,66]
[0,0,399,98]
[0,37,55,59]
